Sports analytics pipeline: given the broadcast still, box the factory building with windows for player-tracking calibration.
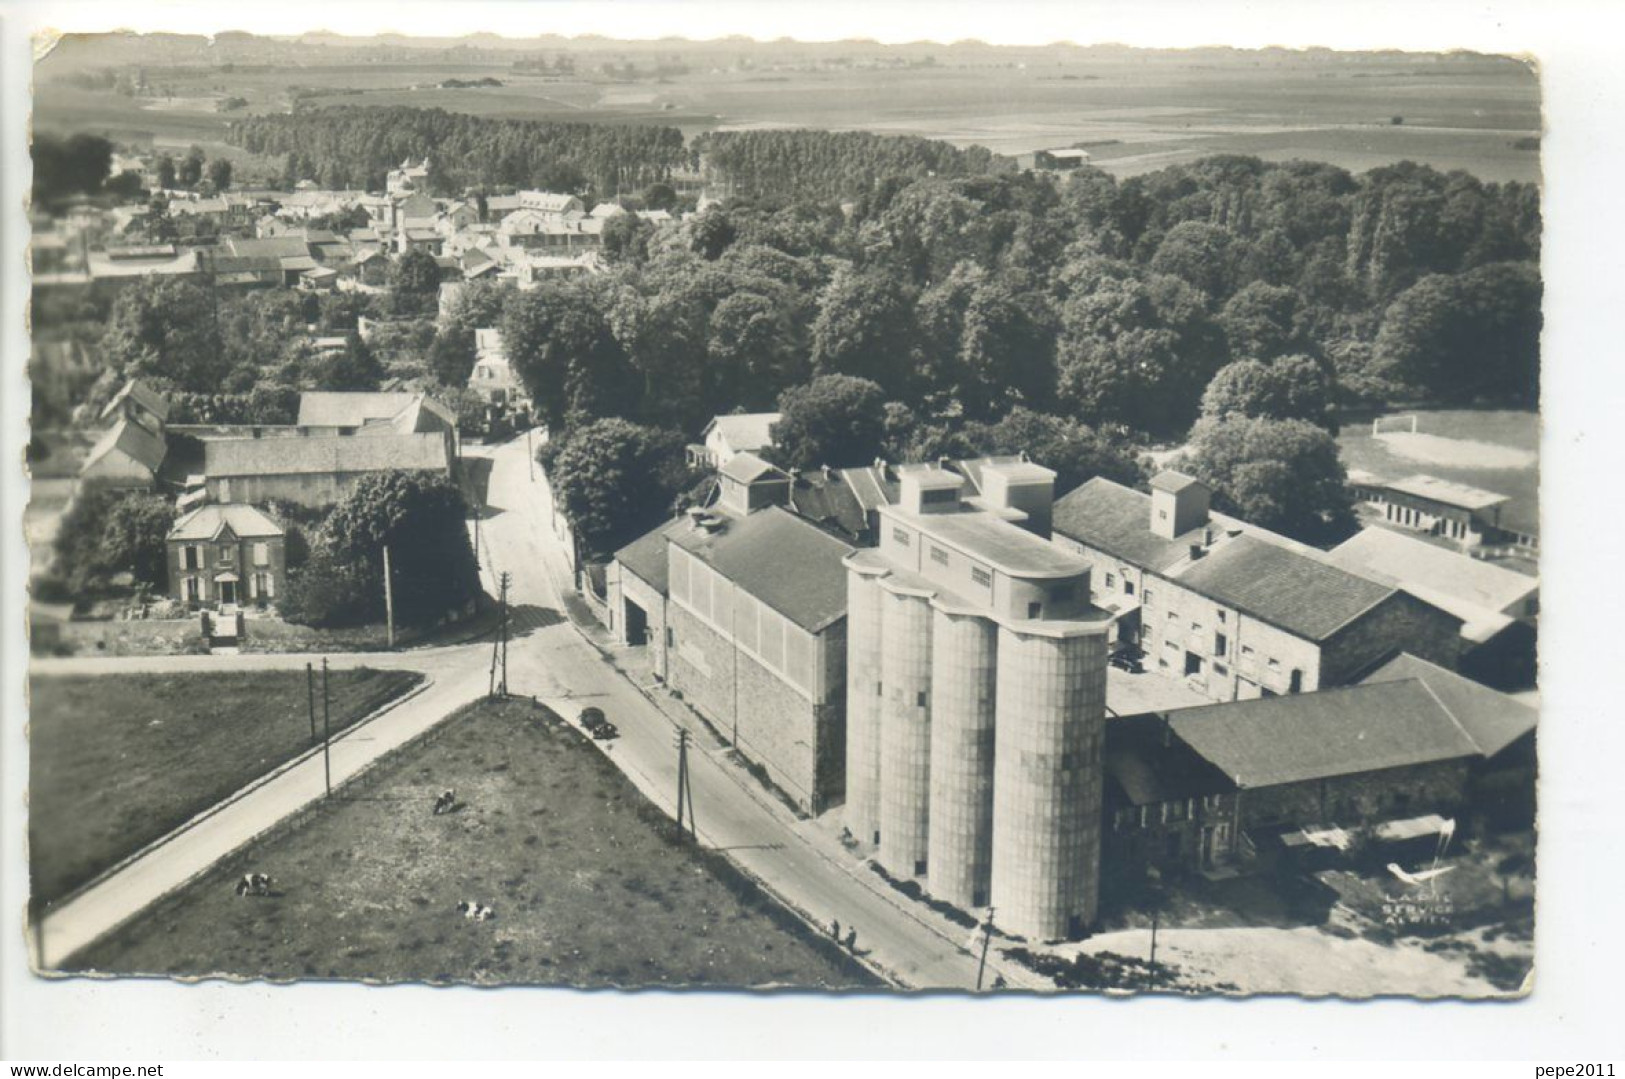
[844,460,1114,941]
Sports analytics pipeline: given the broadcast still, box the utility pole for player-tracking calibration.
[321,657,332,797]
[674,728,696,841]
[306,661,316,744]
[1146,865,1162,990]
[383,544,395,650]
[489,571,509,699]
[976,907,997,992]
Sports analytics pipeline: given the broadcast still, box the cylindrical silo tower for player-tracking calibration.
[843,561,886,846]
[876,580,935,879]
[926,603,999,910]
[990,623,1110,941]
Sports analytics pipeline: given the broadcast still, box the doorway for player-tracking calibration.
[623,597,648,646]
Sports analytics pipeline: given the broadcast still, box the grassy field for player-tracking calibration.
[64,696,878,988]
[1338,409,1540,536]
[33,50,1540,183]
[29,668,423,911]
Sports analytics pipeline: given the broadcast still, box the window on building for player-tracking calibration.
[182,545,201,571]
[1163,640,1179,654]
[253,542,270,567]
[1124,579,1136,596]
[892,527,911,546]
[877,681,883,696]
[1168,800,1188,823]
[183,577,199,602]
[1027,602,1042,619]
[930,546,949,567]
[1267,657,1280,669]
[1184,651,1204,677]
[1158,509,1169,521]
[1203,794,1223,810]
[915,690,928,708]
[1213,662,1228,677]
[1242,645,1255,657]
[1104,572,1116,589]
[1215,632,1227,657]
[970,566,992,588]
[1217,610,1227,624]
[219,545,235,564]
[1191,620,1202,633]
[665,627,674,648]
[1166,610,1178,621]
[1142,588,1152,604]
[1138,806,1149,828]
[1289,669,1303,694]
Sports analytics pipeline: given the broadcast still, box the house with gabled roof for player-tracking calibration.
[98,378,170,436]
[1051,471,1462,703]
[167,503,287,609]
[688,411,781,469]
[1103,651,1536,875]
[80,416,168,490]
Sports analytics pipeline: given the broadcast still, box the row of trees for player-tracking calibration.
[227,106,688,195]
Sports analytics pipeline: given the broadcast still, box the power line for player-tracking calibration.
[673,727,697,842]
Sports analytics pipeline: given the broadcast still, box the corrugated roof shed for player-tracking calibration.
[1177,534,1397,641]
[1166,681,1482,788]
[204,432,448,477]
[296,392,417,428]
[1360,653,1537,759]
[669,506,855,632]
[1328,527,1537,617]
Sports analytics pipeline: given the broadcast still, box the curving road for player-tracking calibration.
[35,433,1039,990]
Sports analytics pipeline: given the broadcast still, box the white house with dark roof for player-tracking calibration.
[80,417,168,490]
[1051,472,1462,703]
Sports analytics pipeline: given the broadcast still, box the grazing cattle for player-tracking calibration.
[234,873,273,897]
[456,900,495,922]
[432,789,457,815]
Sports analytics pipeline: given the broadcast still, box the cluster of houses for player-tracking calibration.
[604,414,1537,936]
[77,379,458,611]
[31,156,683,303]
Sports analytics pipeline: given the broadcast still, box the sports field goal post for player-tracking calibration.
[1372,414,1419,436]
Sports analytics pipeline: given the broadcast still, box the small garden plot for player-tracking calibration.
[29,668,423,911]
[65,697,877,989]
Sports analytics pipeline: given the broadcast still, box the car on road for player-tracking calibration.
[1109,644,1145,674]
[579,706,619,741]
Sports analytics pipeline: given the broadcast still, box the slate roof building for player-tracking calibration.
[607,456,857,816]
[202,430,451,508]
[1051,473,1463,703]
[1103,652,1537,876]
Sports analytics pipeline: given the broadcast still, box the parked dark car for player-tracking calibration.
[1109,644,1145,674]
[579,706,619,741]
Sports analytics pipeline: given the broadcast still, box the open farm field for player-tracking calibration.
[64,696,878,989]
[35,51,1539,181]
[29,668,423,912]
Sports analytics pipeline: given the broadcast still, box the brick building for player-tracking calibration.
[166,504,287,609]
[1051,472,1462,702]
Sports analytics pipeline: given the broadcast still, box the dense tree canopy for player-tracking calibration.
[317,470,481,628]
[1200,355,1335,428]
[769,374,888,471]
[1180,415,1356,545]
[542,419,695,560]
[99,277,227,393]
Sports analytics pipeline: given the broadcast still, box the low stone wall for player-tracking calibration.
[32,617,207,658]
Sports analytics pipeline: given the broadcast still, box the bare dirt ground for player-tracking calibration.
[1373,431,1537,471]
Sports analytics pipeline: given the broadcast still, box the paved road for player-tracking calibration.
[468,434,1034,990]
[36,434,1036,989]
